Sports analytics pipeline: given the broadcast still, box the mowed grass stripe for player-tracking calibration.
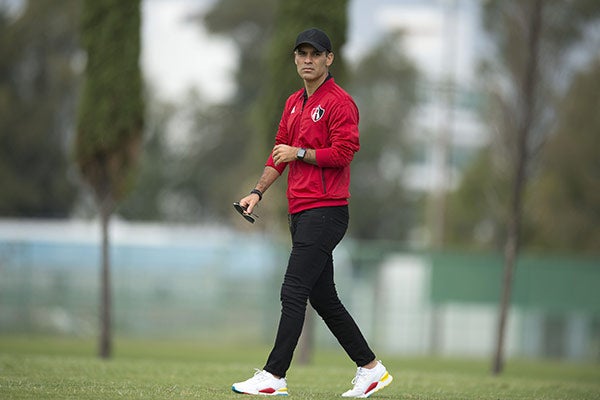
[1,336,599,399]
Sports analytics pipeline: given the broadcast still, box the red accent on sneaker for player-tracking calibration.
[365,382,378,394]
[260,388,276,394]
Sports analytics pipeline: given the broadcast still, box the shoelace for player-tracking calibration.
[350,367,370,386]
[250,369,272,383]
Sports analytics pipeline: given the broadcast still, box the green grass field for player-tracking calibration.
[1,336,599,399]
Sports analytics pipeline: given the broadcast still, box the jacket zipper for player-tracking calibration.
[299,92,327,195]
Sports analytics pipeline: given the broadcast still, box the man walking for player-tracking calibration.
[232,28,393,398]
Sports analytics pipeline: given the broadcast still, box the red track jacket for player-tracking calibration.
[266,77,360,214]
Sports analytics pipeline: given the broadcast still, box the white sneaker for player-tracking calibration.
[232,369,289,396]
[341,361,393,398]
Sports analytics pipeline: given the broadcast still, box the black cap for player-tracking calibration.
[294,28,332,52]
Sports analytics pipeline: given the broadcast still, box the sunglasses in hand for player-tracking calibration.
[233,202,259,224]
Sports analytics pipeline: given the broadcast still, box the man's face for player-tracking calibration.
[294,44,334,83]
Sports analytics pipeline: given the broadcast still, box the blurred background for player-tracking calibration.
[0,0,599,364]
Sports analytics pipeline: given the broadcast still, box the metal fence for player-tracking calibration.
[0,219,598,361]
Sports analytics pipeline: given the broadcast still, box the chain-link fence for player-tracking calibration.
[1,219,598,361]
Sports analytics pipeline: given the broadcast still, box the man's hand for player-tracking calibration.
[272,144,298,166]
[239,193,260,215]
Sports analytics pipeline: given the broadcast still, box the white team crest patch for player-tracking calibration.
[311,105,325,122]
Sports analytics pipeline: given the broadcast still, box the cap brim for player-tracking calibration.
[294,41,327,52]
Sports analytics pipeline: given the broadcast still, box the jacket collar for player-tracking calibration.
[303,73,333,104]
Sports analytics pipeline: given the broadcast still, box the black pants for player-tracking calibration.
[264,206,376,377]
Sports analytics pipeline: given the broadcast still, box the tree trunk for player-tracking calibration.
[492,0,543,376]
[98,200,112,359]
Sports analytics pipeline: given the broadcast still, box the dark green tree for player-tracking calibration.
[0,0,80,217]
[76,0,143,358]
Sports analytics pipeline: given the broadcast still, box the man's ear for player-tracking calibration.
[326,52,334,67]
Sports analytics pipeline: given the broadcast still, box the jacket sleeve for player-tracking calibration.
[315,98,360,168]
[265,96,293,174]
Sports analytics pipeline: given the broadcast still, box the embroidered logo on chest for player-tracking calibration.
[311,105,325,122]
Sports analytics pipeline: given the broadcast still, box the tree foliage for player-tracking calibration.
[0,0,80,217]
[76,0,144,208]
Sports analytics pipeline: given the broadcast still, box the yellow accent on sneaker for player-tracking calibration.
[341,361,393,398]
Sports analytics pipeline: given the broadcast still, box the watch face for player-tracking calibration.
[297,148,306,159]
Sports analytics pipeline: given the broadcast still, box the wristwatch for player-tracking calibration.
[296,148,307,160]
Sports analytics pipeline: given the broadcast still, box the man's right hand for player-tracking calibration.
[239,193,260,215]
